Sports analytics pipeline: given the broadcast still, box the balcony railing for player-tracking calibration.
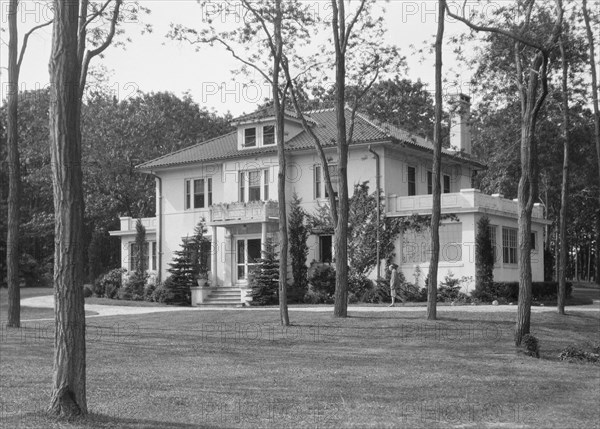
[209,200,279,224]
[118,216,157,232]
[386,189,545,219]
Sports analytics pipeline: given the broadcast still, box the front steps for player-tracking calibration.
[196,287,243,307]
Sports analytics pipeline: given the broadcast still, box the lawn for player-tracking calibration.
[1,304,599,428]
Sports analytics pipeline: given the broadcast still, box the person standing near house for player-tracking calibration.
[389,264,400,307]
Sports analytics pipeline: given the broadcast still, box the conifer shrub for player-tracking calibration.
[248,238,279,306]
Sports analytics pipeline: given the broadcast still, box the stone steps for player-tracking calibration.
[197,288,243,307]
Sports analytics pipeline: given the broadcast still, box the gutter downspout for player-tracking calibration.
[150,171,163,283]
[368,145,381,279]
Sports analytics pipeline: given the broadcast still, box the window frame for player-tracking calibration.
[244,127,257,147]
[324,163,338,199]
[239,169,270,202]
[263,125,275,146]
[407,165,416,196]
[502,227,518,265]
[185,177,212,210]
[427,170,433,195]
[443,174,451,194]
[314,165,322,199]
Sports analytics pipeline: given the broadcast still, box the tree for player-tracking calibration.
[5,0,52,328]
[447,0,564,345]
[48,0,127,416]
[475,216,494,294]
[582,0,600,285]
[249,238,280,305]
[427,0,446,321]
[170,0,315,325]
[557,33,570,314]
[165,238,196,305]
[123,219,147,300]
[288,193,309,295]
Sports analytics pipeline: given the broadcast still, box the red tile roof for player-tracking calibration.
[137,108,484,170]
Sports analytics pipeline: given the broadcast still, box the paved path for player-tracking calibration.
[20,295,600,322]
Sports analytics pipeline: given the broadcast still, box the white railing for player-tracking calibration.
[210,200,279,223]
[386,189,544,219]
[119,216,157,232]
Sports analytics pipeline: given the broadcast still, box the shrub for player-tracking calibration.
[400,282,427,302]
[471,281,572,303]
[249,239,279,306]
[558,345,600,363]
[308,265,336,297]
[522,334,540,358]
[122,272,146,301]
[359,279,390,304]
[83,284,94,298]
[438,272,462,302]
[151,280,170,303]
[95,268,125,299]
[289,194,309,294]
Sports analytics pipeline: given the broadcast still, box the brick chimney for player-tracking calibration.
[449,93,471,155]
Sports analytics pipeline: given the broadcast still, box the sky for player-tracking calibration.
[0,1,491,116]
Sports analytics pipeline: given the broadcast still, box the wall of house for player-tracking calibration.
[392,211,545,295]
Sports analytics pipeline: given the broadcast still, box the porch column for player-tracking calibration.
[211,226,218,286]
[261,221,268,256]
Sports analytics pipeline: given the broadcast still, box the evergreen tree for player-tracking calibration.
[475,216,494,296]
[165,237,195,305]
[289,193,309,296]
[191,219,210,281]
[123,219,147,300]
[249,238,279,306]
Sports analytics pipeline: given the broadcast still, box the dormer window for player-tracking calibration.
[244,127,257,147]
[263,125,275,145]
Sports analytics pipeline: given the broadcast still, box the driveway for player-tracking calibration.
[21,294,600,322]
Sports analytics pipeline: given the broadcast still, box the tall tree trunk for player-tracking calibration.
[6,0,21,328]
[47,0,87,416]
[557,36,570,315]
[582,0,600,285]
[427,0,445,320]
[273,0,289,326]
[332,0,349,318]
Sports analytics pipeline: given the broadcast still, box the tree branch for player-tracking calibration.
[17,19,53,71]
[343,0,368,54]
[84,0,112,29]
[207,36,273,85]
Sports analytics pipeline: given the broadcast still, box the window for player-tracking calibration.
[502,227,518,264]
[314,165,322,199]
[194,179,205,208]
[263,170,269,200]
[530,232,536,251]
[319,235,333,263]
[244,127,256,147]
[443,175,451,194]
[325,164,338,198]
[407,166,416,196]
[185,178,212,209]
[263,125,275,145]
[130,241,155,271]
[237,238,261,280]
[427,171,432,194]
[239,170,269,202]
[488,225,497,263]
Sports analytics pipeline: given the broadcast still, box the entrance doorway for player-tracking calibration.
[236,238,261,282]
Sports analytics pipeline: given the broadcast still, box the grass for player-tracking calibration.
[1,304,599,428]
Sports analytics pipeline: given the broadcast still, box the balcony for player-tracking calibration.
[111,216,157,236]
[209,200,279,225]
[386,188,545,219]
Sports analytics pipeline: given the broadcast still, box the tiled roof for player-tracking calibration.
[231,106,312,124]
[137,108,484,170]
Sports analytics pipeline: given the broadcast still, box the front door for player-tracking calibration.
[236,238,261,283]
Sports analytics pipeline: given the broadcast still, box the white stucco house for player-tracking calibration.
[110,94,548,305]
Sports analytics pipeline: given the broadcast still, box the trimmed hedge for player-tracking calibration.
[472,281,572,302]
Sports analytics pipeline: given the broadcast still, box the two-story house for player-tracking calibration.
[110,94,548,305]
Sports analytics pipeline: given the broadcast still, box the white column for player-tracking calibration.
[261,222,268,256]
[211,226,218,287]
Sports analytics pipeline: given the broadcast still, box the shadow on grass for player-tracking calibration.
[2,412,221,429]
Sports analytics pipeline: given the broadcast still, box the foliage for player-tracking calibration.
[522,334,540,359]
[472,281,572,303]
[249,238,280,306]
[190,219,210,280]
[165,239,195,306]
[122,219,148,300]
[558,345,600,363]
[83,284,94,298]
[305,265,336,304]
[94,268,125,299]
[475,216,494,291]
[18,253,51,288]
[150,280,170,303]
[437,272,463,302]
[289,193,309,293]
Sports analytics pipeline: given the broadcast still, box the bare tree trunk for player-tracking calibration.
[6,0,21,328]
[427,0,445,320]
[331,0,349,318]
[582,0,600,285]
[273,0,289,326]
[47,0,87,417]
[557,36,569,315]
